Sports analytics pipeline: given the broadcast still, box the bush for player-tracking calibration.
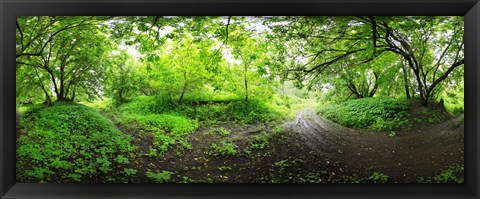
[317,97,409,131]
[17,103,134,182]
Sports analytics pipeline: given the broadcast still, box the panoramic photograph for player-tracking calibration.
[15,16,464,183]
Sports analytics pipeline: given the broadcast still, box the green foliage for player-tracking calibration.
[120,95,282,125]
[208,141,238,157]
[17,16,114,103]
[419,163,464,183]
[123,113,198,136]
[123,168,138,176]
[367,172,389,183]
[317,97,409,131]
[113,94,285,158]
[116,96,199,155]
[206,127,230,137]
[15,16,464,184]
[274,160,290,168]
[104,51,142,105]
[388,131,396,137]
[115,155,130,164]
[146,171,172,183]
[226,99,282,124]
[273,159,291,174]
[125,113,198,155]
[245,126,285,152]
[16,103,134,182]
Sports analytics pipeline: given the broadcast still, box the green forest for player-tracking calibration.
[16,16,464,183]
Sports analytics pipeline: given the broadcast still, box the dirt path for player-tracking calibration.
[285,108,464,182]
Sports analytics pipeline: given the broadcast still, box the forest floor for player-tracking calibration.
[15,103,464,183]
[287,108,464,182]
[111,107,464,183]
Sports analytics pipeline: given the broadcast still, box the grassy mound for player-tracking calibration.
[17,103,134,182]
[317,97,410,131]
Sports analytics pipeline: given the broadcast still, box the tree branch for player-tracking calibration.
[208,16,232,66]
[304,48,365,73]
[16,20,24,50]
[428,58,464,95]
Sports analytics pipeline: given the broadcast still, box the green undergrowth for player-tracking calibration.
[113,95,283,155]
[418,163,464,183]
[124,113,198,156]
[109,94,299,156]
[317,97,410,131]
[208,141,238,157]
[118,95,283,125]
[16,102,135,182]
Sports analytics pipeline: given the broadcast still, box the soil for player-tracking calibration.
[16,106,464,183]
[113,107,464,183]
[286,108,464,182]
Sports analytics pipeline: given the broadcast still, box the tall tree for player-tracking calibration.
[264,16,464,105]
[16,16,113,103]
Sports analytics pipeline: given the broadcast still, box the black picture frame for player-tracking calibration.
[1,0,479,198]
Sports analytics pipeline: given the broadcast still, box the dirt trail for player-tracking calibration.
[286,108,464,182]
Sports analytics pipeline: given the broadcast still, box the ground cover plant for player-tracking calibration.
[16,16,464,183]
[16,103,135,182]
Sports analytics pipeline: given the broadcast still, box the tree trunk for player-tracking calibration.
[45,65,61,101]
[40,85,52,106]
[368,72,378,97]
[401,61,411,100]
[178,71,187,103]
[347,81,362,98]
[71,88,76,102]
[59,65,65,101]
[244,64,248,104]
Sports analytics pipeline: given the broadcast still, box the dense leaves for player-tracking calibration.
[317,97,410,131]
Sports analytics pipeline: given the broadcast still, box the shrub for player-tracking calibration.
[317,97,409,131]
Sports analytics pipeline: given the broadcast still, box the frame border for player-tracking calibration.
[1,0,479,199]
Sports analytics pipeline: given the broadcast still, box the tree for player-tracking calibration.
[362,16,464,105]
[263,16,464,105]
[16,16,108,62]
[104,51,141,104]
[16,16,113,104]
